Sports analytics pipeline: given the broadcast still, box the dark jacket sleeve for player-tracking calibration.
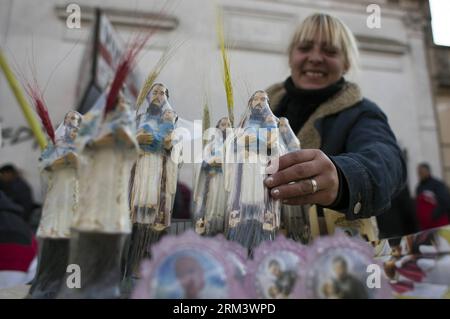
[329,103,406,220]
[432,180,450,219]
[0,190,25,217]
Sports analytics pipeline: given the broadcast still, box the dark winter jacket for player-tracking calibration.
[267,79,406,220]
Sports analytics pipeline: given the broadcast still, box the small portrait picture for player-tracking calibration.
[263,211,276,231]
[228,210,241,228]
[336,226,359,238]
[335,226,370,242]
[309,249,371,299]
[382,230,450,297]
[255,251,299,299]
[151,249,228,299]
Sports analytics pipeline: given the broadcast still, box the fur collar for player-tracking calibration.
[267,81,363,149]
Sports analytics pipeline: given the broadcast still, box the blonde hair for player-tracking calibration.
[288,13,359,74]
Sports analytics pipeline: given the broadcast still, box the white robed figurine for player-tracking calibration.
[37,111,83,238]
[224,90,283,251]
[73,91,138,234]
[278,117,312,244]
[28,110,82,299]
[57,89,139,299]
[193,117,231,235]
[131,83,179,230]
[126,83,180,277]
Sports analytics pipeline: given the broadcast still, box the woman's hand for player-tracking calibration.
[264,149,339,206]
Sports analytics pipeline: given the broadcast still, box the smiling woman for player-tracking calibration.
[265,13,406,234]
[287,14,358,90]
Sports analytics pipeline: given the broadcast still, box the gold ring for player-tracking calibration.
[310,178,318,194]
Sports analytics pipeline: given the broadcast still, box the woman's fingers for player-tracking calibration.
[267,149,318,174]
[265,149,340,207]
[269,174,330,200]
[265,160,320,188]
[282,191,326,206]
[281,190,337,207]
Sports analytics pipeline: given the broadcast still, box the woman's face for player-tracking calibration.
[289,35,347,90]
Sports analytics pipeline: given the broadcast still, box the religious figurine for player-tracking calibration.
[278,117,300,151]
[278,117,312,244]
[193,117,231,235]
[125,83,180,279]
[224,90,282,252]
[27,110,82,299]
[57,86,139,298]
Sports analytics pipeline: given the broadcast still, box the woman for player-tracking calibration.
[265,13,406,221]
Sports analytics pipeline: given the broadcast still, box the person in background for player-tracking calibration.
[0,164,35,223]
[415,162,450,230]
[0,191,38,289]
[377,185,419,239]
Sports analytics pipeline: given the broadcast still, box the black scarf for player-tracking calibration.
[274,77,346,134]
